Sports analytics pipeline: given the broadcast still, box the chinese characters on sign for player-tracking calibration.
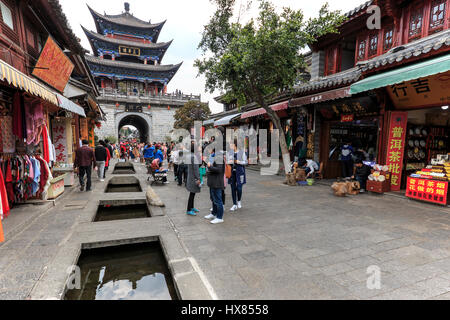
[119,46,141,57]
[32,37,74,93]
[406,177,448,205]
[341,114,354,122]
[52,120,68,163]
[387,71,450,109]
[385,112,408,191]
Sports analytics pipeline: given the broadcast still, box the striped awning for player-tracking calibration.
[56,94,86,117]
[241,101,289,119]
[0,59,58,105]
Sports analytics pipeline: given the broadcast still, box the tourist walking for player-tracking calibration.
[102,141,111,180]
[185,144,201,216]
[104,139,113,175]
[74,140,97,192]
[204,149,225,224]
[94,140,108,182]
[228,142,247,212]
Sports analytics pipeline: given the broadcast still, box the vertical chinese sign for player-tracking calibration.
[385,112,408,191]
[79,118,88,141]
[52,119,68,163]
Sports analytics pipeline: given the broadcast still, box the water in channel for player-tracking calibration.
[64,242,178,300]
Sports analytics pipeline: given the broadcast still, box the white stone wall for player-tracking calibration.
[151,108,176,143]
[94,103,177,143]
[95,103,117,141]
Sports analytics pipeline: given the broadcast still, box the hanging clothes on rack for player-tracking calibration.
[42,125,50,164]
[0,165,10,219]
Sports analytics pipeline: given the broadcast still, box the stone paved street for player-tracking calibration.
[0,160,450,300]
[156,165,450,300]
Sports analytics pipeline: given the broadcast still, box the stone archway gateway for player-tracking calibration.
[116,112,152,143]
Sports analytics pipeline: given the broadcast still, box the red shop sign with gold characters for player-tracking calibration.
[406,177,448,205]
[385,112,408,191]
[32,36,74,93]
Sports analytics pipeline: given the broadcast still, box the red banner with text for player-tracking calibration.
[406,177,449,205]
[385,112,408,191]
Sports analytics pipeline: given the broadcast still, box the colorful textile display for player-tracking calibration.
[0,116,16,153]
[0,155,52,207]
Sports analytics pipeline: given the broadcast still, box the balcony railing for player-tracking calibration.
[99,88,201,102]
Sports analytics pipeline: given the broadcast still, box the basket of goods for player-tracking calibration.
[367,164,391,194]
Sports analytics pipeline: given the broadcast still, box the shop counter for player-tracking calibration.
[48,173,67,200]
[53,167,75,187]
[406,176,449,206]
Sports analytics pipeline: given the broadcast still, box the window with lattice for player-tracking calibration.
[368,34,378,57]
[383,27,394,51]
[409,7,423,38]
[357,39,366,61]
[429,0,446,30]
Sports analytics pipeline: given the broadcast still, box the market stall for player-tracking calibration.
[405,155,450,206]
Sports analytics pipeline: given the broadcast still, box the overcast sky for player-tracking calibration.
[60,0,365,114]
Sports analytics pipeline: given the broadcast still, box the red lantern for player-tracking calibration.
[116,102,119,108]
[148,105,151,109]
[167,106,171,110]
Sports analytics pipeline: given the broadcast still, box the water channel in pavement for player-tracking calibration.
[94,203,150,222]
[64,242,178,300]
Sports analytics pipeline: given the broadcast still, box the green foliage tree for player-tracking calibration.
[174,100,211,131]
[195,0,345,173]
[104,135,117,144]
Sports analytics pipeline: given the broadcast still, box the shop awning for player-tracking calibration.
[0,59,58,105]
[241,101,289,119]
[214,113,242,126]
[291,86,352,107]
[350,54,450,94]
[56,94,86,117]
[203,118,216,126]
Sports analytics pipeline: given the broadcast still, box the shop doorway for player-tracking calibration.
[322,118,379,179]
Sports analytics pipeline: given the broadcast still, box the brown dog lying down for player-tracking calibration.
[331,181,361,197]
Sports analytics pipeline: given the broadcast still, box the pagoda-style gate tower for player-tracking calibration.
[83,2,201,142]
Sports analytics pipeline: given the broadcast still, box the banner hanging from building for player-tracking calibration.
[52,119,68,163]
[32,37,74,93]
[385,112,408,191]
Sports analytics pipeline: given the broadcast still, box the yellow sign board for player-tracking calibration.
[119,46,141,57]
[388,71,450,109]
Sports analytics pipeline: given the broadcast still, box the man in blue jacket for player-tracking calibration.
[144,143,155,164]
[155,145,164,164]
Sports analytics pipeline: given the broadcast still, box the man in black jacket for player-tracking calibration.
[204,150,225,224]
[352,159,372,193]
[95,141,108,181]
